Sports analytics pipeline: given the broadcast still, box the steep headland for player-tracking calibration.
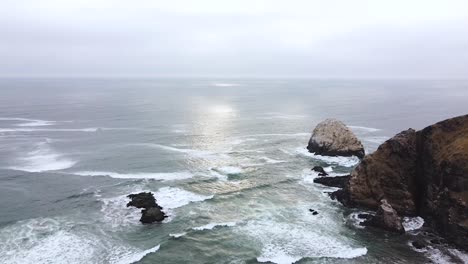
[332,115,468,250]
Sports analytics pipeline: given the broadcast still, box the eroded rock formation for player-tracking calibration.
[127,192,167,224]
[334,114,468,249]
[307,119,365,158]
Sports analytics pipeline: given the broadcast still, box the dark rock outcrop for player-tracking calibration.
[140,207,166,223]
[362,199,404,233]
[411,240,427,250]
[307,119,365,158]
[127,192,159,209]
[336,114,468,249]
[127,192,167,224]
[313,175,349,188]
[309,209,319,215]
[312,166,328,176]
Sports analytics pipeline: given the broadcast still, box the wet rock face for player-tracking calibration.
[341,114,468,249]
[141,207,166,224]
[307,119,365,159]
[313,175,349,188]
[347,129,419,214]
[362,199,404,234]
[312,166,328,176]
[127,192,167,224]
[127,192,158,209]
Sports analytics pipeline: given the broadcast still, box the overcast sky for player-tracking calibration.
[1,0,467,78]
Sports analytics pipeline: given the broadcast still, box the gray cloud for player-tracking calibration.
[1,0,467,78]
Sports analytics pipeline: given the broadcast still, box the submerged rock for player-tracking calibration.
[127,192,166,223]
[362,199,404,233]
[338,114,468,249]
[312,166,328,176]
[307,119,365,158]
[313,175,349,188]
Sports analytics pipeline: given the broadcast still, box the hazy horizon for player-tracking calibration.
[1,0,467,78]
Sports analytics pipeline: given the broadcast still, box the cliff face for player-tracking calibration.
[341,115,468,249]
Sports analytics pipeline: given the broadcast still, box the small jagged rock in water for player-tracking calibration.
[127,192,167,223]
[363,199,404,233]
[309,209,319,215]
[313,175,349,188]
[307,119,365,158]
[312,166,328,176]
[127,192,158,208]
[140,207,166,223]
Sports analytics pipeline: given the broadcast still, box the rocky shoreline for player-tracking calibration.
[309,115,468,252]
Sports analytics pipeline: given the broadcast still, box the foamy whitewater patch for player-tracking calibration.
[9,142,76,172]
[402,216,424,232]
[169,233,187,238]
[74,171,194,181]
[154,187,213,210]
[347,212,375,229]
[0,216,164,264]
[295,147,360,167]
[0,117,56,127]
[112,245,160,264]
[192,222,236,231]
[0,128,98,133]
[237,220,367,264]
[99,195,141,228]
[138,143,229,160]
[215,166,243,175]
[259,157,286,164]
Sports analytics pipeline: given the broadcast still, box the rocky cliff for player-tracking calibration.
[336,114,468,249]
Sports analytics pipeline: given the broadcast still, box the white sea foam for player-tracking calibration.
[295,147,360,167]
[238,219,367,264]
[0,128,98,133]
[259,157,286,164]
[0,117,56,127]
[9,142,76,172]
[216,166,243,175]
[424,248,454,264]
[192,222,236,231]
[74,171,194,181]
[0,216,162,264]
[99,195,141,228]
[169,232,187,238]
[402,216,424,232]
[348,126,381,133]
[447,249,468,263]
[347,212,374,229]
[0,218,99,264]
[154,187,213,209]
[138,143,229,160]
[112,245,160,264]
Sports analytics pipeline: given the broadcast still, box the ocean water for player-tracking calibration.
[0,78,468,264]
